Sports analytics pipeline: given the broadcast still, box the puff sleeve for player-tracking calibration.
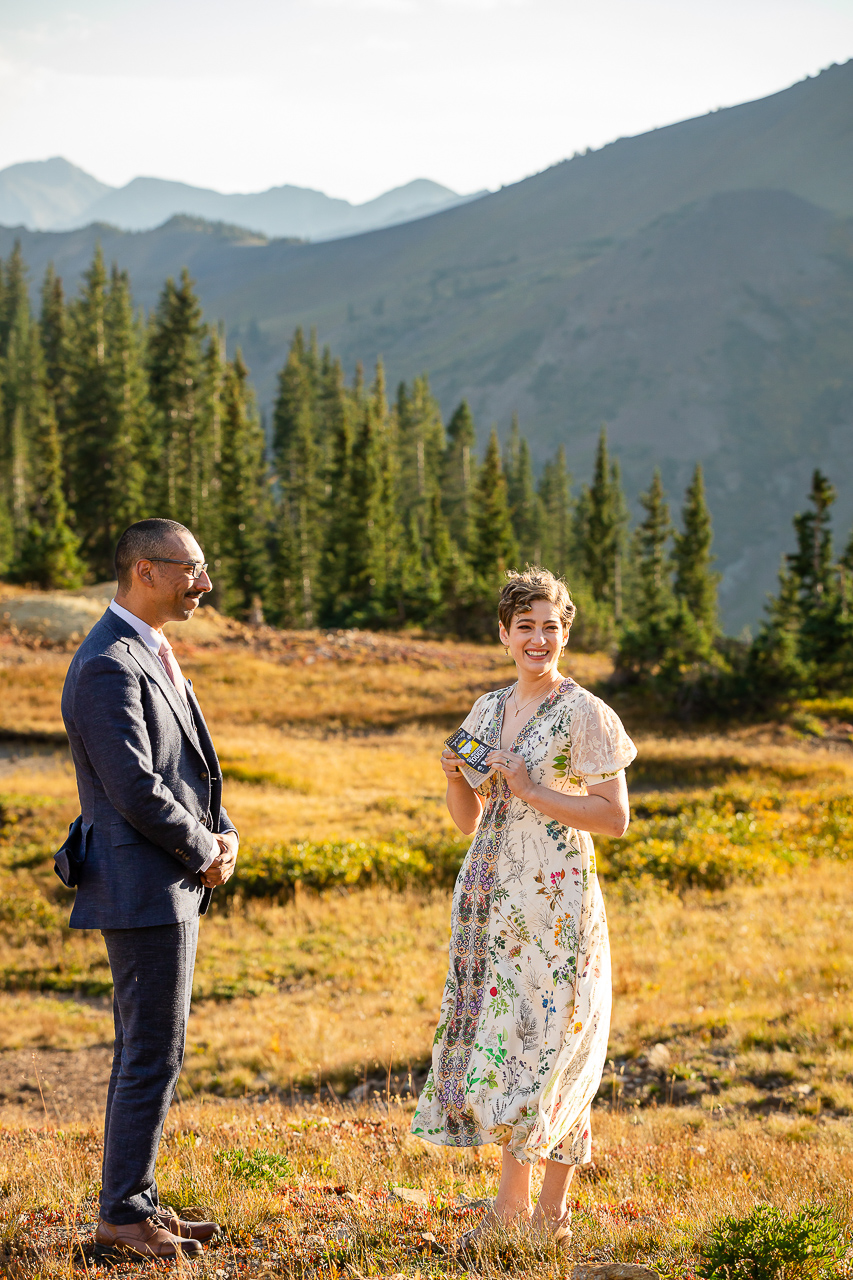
[569,692,637,787]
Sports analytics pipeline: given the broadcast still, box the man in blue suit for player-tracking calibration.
[61,518,238,1260]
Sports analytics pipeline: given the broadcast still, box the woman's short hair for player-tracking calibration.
[498,567,576,633]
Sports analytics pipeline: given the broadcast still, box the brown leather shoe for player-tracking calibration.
[94,1216,202,1259]
[156,1206,221,1242]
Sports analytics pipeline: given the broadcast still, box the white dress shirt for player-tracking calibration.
[108,599,218,871]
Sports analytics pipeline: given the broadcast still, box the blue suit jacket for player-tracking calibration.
[60,608,237,929]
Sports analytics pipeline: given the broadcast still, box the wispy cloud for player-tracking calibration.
[308,0,419,12]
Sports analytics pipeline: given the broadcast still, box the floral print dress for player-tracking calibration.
[412,679,636,1166]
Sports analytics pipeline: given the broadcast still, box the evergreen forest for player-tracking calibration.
[1,243,852,717]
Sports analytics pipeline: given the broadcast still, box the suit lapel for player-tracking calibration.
[187,687,219,771]
[122,633,202,747]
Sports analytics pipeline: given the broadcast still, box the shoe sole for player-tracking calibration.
[93,1242,200,1261]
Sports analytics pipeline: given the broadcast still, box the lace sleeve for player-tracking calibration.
[569,693,637,786]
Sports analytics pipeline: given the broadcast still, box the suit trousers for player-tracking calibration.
[100,918,199,1224]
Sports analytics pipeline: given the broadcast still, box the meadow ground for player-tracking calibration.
[1,619,853,1277]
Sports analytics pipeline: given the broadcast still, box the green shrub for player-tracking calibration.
[222,838,434,900]
[698,1203,846,1280]
[215,1147,292,1186]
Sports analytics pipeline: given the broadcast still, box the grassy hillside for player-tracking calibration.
[3,63,853,629]
[3,633,853,1275]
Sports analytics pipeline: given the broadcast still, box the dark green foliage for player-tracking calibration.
[618,469,676,676]
[217,352,269,620]
[272,327,323,626]
[698,1203,845,1280]
[673,463,719,634]
[14,240,853,715]
[13,352,84,590]
[66,252,147,576]
[743,470,853,705]
[215,1148,292,1186]
[787,469,836,608]
[146,268,211,527]
[505,415,543,564]
[469,428,519,584]
[574,427,627,611]
[442,399,476,550]
[537,445,573,579]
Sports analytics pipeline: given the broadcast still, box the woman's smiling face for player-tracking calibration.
[499,599,567,678]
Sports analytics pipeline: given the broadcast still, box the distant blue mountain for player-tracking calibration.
[0,160,483,241]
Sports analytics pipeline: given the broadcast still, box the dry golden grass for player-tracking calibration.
[1,1091,852,1278]
[0,633,611,738]
[1,861,852,1112]
[3,632,853,1275]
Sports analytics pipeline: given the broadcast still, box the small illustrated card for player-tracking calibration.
[444,727,497,787]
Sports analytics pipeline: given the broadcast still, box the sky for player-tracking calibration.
[0,0,851,204]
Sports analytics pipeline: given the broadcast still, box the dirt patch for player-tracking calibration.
[0,1046,112,1125]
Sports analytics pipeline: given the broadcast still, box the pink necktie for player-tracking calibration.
[158,639,188,704]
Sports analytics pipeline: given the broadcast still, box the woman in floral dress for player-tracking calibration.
[411,568,636,1248]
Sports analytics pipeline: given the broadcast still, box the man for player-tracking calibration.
[61,518,238,1261]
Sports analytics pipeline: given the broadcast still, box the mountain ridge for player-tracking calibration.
[2,61,852,630]
[0,159,480,241]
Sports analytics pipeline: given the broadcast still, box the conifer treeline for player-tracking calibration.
[2,242,708,644]
[2,243,851,712]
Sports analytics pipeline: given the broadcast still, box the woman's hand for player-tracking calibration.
[441,748,483,834]
[486,750,537,802]
[441,748,467,783]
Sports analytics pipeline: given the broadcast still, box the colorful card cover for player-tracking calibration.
[444,727,497,786]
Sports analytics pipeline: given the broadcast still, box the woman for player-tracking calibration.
[411,567,636,1250]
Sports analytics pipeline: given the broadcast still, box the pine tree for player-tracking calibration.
[617,469,676,676]
[0,242,28,358]
[322,387,385,625]
[397,376,444,505]
[217,351,270,619]
[317,359,355,625]
[67,251,147,576]
[575,427,627,612]
[783,470,852,687]
[146,268,208,523]
[367,359,402,617]
[787,469,836,609]
[39,265,75,499]
[469,428,519,584]
[505,421,542,564]
[40,266,70,409]
[442,400,476,549]
[0,260,34,550]
[0,247,27,572]
[272,329,322,625]
[673,464,719,633]
[503,414,521,497]
[195,325,226,584]
[538,445,573,578]
[15,394,85,589]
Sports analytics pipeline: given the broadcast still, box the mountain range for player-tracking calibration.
[2,61,852,630]
[0,157,479,241]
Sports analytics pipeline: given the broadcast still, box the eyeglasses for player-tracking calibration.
[148,558,209,579]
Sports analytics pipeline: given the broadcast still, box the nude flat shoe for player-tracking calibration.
[455,1204,532,1255]
[530,1208,573,1254]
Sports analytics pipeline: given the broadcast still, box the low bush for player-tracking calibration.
[598,783,853,891]
[221,838,434,900]
[698,1203,846,1280]
[215,1147,292,1186]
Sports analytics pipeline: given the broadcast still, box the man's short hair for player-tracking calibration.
[114,519,192,591]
